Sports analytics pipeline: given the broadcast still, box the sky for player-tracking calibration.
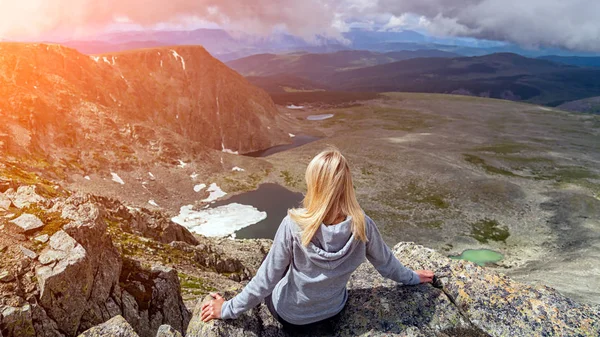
[0,0,599,52]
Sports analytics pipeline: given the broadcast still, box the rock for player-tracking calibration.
[36,230,93,336]
[189,242,600,337]
[0,305,36,337]
[119,260,191,337]
[0,193,11,210]
[78,315,139,337]
[19,246,37,259]
[35,234,49,243]
[0,270,15,282]
[10,185,45,209]
[9,214,44,234]
[92,195,198,245]
[156,325,184,337]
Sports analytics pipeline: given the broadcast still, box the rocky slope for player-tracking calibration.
[0,171,265,337]
[0,43,289,176]
[1,170,599,336]
[188,243,600,337]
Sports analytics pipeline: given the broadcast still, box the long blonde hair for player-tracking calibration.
[289,147,367,246]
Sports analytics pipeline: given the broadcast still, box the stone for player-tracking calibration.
[78,315,140,337]
[19,246,38,259]
[34,234,49,243]
[0,270,15,282]
[189,242,600,337]
[156,325,184,337]
[0,193,11,210]
[0,305,36,337]
[10,185,44,209]
[9,214,44,234]
[36,230,94,336]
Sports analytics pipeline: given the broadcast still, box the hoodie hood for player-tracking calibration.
[303,215,358,269]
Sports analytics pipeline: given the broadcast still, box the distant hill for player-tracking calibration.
[558,96,600,114]
[538,55,600,68]
[238,52,600,106]
[227,49,460,84]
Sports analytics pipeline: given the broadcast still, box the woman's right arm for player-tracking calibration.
[219,217,292,319]
[365,216,423,285]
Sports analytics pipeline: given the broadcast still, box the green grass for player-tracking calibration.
[222,169,270,192]
[280,170,302,188]
[179,273,217,296]
[470,219,510,243]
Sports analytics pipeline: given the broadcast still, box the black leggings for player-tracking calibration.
[264,294,344,334]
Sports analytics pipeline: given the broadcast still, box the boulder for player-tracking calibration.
[78,315,139,337]
[119,260,191,337]
[156,325,184,337]
[8,214,44,234]
[0,305,36,337]
[188,242,600,337]
[10,186,45,209]
[36,230,94,336]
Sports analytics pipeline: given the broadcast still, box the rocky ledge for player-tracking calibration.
[187,242,600,337]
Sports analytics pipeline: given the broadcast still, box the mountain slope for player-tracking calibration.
[539,55,600,68]
[0,43,288,171]
[323,53,600,105]
[558,96,600,114]
[227,49,459,91]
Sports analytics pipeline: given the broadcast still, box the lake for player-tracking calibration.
[210,183,304,239]
[245,134,319,157]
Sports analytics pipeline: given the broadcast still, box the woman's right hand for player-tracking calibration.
[415,270,434,283]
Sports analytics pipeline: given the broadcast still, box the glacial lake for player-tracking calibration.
[245,134,319,157]
[210,183,304,239]
[450,249,504,266]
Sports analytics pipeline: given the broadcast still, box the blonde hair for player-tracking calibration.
[289,147,367,246]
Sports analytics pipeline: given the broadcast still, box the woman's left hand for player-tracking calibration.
[201,293,225,322]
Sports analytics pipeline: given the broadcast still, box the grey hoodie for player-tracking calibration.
[220,214,420,325]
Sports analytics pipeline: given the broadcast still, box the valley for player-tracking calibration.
[59,90,600,306]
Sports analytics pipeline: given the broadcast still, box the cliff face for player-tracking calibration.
[0,43,288,167]
[188,243,600,337]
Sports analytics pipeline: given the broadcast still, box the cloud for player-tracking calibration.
[377,0,600,51]
[1,0,599,51]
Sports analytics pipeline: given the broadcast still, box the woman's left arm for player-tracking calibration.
[203,217,293,321]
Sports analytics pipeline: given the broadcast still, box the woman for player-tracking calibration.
[201,148,434,328]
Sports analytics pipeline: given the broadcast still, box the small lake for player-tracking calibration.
[245,134,319,157]
[210,183,304,239]
[450,249,504,266]
[307,114,334,121]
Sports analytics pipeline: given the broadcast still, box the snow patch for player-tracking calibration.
[190,172,199,179]
[171,50,186,70]
[202,183,227,202]
[287,104,305,110]
[84,176,91,181]
[91,56,100,62]
[148,172,156,180]
[231,167,245,172]
[289,133,296,138]
[171,203,267,237]
[177,160,187,168]
[538,106,552,111]
[102,56,111,65]
[148,200,159,207]
[194,184,207,193]
[111,173,125,185]
[221,143,239,155]
[307,114,334,121]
